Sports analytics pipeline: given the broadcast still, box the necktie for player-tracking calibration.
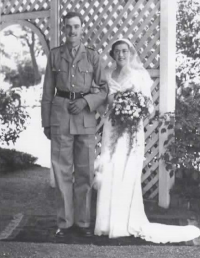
[71,48,76,58]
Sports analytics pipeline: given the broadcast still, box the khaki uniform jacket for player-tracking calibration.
[41,43,108,134]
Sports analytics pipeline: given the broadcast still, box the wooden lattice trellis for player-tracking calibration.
[60,0,160,199]
[0,0,175,205]
[60,0,160,69]
[1,0,50,14]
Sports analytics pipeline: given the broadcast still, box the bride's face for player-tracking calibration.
[113,43,130,67]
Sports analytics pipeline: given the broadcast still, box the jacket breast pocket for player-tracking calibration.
[83,113,97,128]
[52,67,68,84]
[78,63,93,86]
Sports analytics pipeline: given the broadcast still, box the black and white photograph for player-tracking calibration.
[0,0,200,257]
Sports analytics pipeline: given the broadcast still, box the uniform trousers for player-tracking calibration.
[51,129,95,229]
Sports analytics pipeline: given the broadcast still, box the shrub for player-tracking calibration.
[2,60,42,88]
[159,0,200,184]
[160,83,200,184]
[0,89,30,145]
[0,148,37,173]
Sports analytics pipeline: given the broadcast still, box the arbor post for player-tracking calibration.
[49,0,60,187]
[50,0,60,49]
[158,0,176,208]
[0,0,2,25]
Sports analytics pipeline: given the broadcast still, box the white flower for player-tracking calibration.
[140,101,145,107]
[126,105,131,110]
[134,112,139,117]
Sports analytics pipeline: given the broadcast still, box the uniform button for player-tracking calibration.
[72,84,75,87]
[72,74,75,77]
[72,65,75,68]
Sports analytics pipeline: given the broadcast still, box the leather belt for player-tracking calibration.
[56,90,88,100]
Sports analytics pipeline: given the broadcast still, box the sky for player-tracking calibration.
[0,24,47,71]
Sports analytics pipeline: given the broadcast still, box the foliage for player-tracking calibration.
[2,59,42,88]
[171,178,200,199]
[1,25,44,88]
[0,89,30,145]
[177,0,200,58]
[0,147,37,173]
[4,26,44,58]
[0,42,9,58]
[160,83,200,181]
[159,0,200,183]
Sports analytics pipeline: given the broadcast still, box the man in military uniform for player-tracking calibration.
[41,12,108,237]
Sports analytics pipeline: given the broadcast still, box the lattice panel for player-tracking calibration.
[60,0,161,199]
[60,0,160,69]
[29,17,51,44]
[0,0,161,199]
[0,1,51,50]
[1,0,50,15]
[142,78,159,199]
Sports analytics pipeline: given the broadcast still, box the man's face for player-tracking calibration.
[64,16,83,46]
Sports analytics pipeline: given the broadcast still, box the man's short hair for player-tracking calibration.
[63,12,83,25]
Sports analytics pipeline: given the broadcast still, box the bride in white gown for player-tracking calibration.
[94,38,200,243]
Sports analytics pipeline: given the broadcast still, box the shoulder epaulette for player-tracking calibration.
[51,45,62,52]
[86,45,96,51]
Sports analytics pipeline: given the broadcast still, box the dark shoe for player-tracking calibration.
[55,227,73,237]
[75,226,93,237]
[55,228,66,237]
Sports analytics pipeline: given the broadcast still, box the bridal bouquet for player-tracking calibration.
[109,88,150,155]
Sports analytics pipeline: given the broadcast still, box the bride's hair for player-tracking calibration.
[109,40,132,59]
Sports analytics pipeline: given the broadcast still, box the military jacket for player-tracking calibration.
[41,43,108,134]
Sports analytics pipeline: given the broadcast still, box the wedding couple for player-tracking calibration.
[41,11,200,243]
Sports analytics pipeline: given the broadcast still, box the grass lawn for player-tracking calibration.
[0,166,56,217]
[0,166,200,258]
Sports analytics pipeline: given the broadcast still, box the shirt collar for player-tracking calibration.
[60,43,86,62]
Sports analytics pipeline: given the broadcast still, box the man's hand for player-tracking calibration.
[44,127,51,140]
[108,94,114,109]
[68,98,87,114]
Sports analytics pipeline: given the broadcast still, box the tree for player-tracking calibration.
[177,0,200,58]
[3,25,44,87]
[161,0,200,183]
[0,42,9,58]
[2,59,42,88]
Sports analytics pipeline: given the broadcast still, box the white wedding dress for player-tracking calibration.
[94,68,200,243]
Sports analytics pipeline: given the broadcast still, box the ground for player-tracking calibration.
[0,166,200,258]
[1,93,200,256]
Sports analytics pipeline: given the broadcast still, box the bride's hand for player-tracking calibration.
[93,171,103,190]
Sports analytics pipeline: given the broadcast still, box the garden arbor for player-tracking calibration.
[0,0,176,208]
